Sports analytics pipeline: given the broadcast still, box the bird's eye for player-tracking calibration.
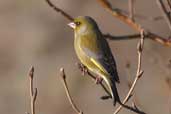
[75,21,81,26]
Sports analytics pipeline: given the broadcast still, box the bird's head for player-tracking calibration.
[68,16,99,35]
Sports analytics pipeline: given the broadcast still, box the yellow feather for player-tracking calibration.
[90,58,114,98]
[90,58,106,73]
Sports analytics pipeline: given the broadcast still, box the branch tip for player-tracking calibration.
[29,66,34,78]
[28,66,37,114]
[60,67,66,79]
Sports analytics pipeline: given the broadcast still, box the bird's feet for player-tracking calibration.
[95,76,103,84]
[77,63,88,76]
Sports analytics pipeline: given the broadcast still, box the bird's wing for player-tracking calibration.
[99,37,120,83]
[82,42,120,83]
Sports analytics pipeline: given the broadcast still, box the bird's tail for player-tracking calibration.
[111,81,121,106]
[102,75,121,106]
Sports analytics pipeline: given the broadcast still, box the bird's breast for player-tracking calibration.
[74,34,98,71]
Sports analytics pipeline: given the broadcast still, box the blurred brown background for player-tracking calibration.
[0,0,171,114]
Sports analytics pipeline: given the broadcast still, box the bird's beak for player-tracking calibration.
[68,22,76,29]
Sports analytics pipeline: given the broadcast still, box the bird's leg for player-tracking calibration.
[77,63,103,84]
[77,63,88,76]
[95,76,103,84]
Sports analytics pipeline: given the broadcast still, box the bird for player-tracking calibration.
[68,16,121,105]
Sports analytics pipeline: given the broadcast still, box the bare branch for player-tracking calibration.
[156,0,171,32]
[45,0,171,46]
[113,29,145,114]
[103,33,141,40]
[110,7,163,21]
[28,66,37,114]
[132,15,163,21]
[166,0,171,12]
[45,0,74,21]
[97,0,171,46]
[132,102,144,113]
[59,68,83,114]
[128,0,135,21]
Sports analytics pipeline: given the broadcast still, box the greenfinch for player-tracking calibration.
[68,16,121,105]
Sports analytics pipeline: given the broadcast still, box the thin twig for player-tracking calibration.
[59,68,83,114]
[166,0,171,12]
[111,8,163,21]
[132,102,144,113]
[113,29,145,114]
[45,0,73,21]
[45,0,171,46]
[103,33,141,40]
[156,0,171,32]
[104,33,169,41]
[132,15,163,21]
[28,66,37,114]
[97,0,171,46]
[129,0,135,21]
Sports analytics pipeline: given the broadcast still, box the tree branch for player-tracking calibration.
[103,33,141,40]
[156,0,171,32]
[46,0,73,21]
[166,0,171,12]
[45,0,171,46]
[97,0,171,46]
[128,0,135,21]
[113,29,145,114]
[28,66,37,114]
[59,68,83,114]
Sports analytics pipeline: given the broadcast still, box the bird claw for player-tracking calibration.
[77,63,88,76]
[95,76,103,84]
